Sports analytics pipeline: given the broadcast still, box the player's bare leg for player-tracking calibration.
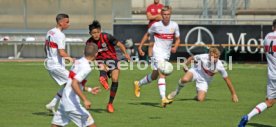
[168,72,193,99]
[107,69,119,113]
[195,90,206,102]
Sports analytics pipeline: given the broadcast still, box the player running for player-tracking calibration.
[86,20,130,113]
[167,47,239,103]
[134,6,180,108]
[238,19,276,127]
[44,13,74,113]
[51,44,100,127]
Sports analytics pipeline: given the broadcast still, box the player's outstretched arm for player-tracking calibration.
[72,79,91,109]
[58,49,74,63]
[138,32,150,56]
[117,41,130,61]
[183,56,194,72]
[224,77,239,103]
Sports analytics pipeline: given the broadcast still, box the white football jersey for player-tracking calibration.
[45,27,66,68]
[60,57,92,112]
[193,54,228,80]
[264,31,276,79]
[148,20,180,60]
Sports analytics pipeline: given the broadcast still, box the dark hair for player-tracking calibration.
[273,19,276,28]
[56,13,69,23]
[84,43,98,57]
[89,20,101,33]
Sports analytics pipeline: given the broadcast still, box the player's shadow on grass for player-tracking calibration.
[88,108,107,113]
[128,102,160,108]
[177,98,218,102]
[32,112,53,116]
[248,123,275,127]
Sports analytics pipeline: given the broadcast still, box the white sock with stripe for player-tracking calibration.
[139,73,152,86]
[247,102,267,120]
[176,79,185,94]
[158,78,166,99]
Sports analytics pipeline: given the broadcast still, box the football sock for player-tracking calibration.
[109,82,118,104]
[176,79,185,93]
[139,73,152,86]
[158,78,166,99]
[247,102,267,120]
[49,87,64,106]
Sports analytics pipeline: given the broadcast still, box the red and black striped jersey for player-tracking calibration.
[86,33,118,60]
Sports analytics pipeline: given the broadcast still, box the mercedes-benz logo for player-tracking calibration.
[185,27,215,55]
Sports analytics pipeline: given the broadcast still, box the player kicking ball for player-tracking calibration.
[238,19,276,127]
[51,43,100,127]
[134,6,180,108]
[86,20,130,113]
[167,47,239,103]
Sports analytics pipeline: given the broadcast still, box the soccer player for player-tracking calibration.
[167,47,239,103]
[145,0,163,60]
[44,13,74,113]
[86,20,130,113]
[51,44,100,127]
[238,19,276,127]
[134,6,180,108]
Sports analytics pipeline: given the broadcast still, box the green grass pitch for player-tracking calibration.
[0,62,275,127]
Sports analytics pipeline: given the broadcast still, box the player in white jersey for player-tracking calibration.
[134,6,180,107]
[167,48,239,103]
[238,19,276,127]
[44,13,74,113]
[52,43,100,127]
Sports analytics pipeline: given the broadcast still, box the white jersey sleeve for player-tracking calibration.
[217,61,228,78]
[148,23,156,35]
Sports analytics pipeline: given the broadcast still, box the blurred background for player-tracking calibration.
[0,0,275,60]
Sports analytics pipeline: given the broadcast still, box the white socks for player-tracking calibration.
[158,78,166,99]
[247,102,268,120]
[139,73,152,86]
[176,79,185,94]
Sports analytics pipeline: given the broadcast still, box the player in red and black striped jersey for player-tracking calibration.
[86,20,130,113]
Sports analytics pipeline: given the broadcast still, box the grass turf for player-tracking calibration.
[0,62,275,127]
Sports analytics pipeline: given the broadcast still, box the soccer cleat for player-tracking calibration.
[167,90,178,100]
[238,115,248,127]
[45,103,56,113]
[161,98,173,108]
[134,81,140,97]
[107,103,114,113]
[99,76,109,90]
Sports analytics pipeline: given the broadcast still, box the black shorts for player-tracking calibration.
[96,59,119,71]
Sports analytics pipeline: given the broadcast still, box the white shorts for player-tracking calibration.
[188,68,209,92]
[52,107,94,127]
[47,66,69,86]
[266,78,276,99]
[151,57,168,70]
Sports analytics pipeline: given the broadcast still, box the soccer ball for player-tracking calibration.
[158,61,174,75]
